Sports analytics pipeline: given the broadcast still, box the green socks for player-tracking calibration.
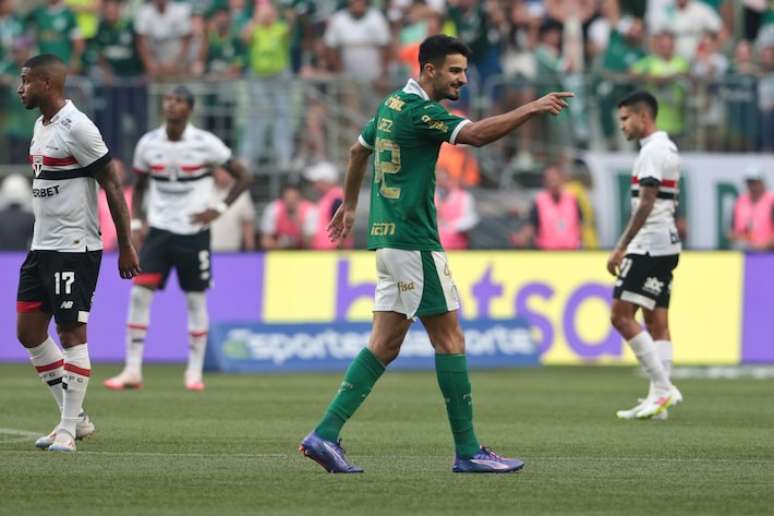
[435,353,481,459]
[314,348,385,442]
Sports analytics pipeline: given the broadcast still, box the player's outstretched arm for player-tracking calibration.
[606,185,658,276]
[95,162,141,279]
[327,141,372,244]
[190,159,254,225]
[455,92,574,147]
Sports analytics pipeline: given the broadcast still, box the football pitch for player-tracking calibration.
[1,364,772,516]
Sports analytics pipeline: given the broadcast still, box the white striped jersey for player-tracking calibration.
[28,100,110,252]
[628,131,681,256]
[133,125,232,235]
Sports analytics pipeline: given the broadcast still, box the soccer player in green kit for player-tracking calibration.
[299,35,573,473]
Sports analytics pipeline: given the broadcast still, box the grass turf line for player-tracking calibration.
[0,364,772,516]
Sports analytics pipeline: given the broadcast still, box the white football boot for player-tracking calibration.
[635,386,683,419]
[617,398,668,420]
[35,412,95,449]
[184,371,205,392]
[48,431,77,453]
[103,369,143,390]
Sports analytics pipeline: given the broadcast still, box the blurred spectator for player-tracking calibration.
[260,183,315,249]
[0,37,38,164]
[724,40,760,151]
[228,0,252,34]
[511,165,582,250]
[304,161,352,250]
[279,0,315,73]
[65,0,101,41]
[324,0,391,85]
[742,0,771,41]
[397,3,443,79]
[651,0,724,61]
[728,171,774,251]
[437,139,480,188]
[596,13,646,150]
[500,0,539,79]
[0,0,23,66]
[759,35,774,151]
[25,0,85,72]
[435,166,478,250]
[692,31,728,149]
[0,174,34,251]
[91,0,147,161]
[98,159,133,250]
[240,0,293,170]
[534,20,574,150]
[196,5,245,77]
[447,0,506,88]
[211,167,256,251]
[631,30,689,141]
[564,164,599,249]
[134,0,193,79]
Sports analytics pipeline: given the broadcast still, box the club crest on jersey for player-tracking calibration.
[31,155,43,177]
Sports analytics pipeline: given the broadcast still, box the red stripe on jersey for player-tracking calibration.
[127,323,149,330]
[16,300,43,313]
[64,363,91,377]
[189,330,208,337]
[35,359,64,373]
[180,165,205,173]
[132,273,163,287]
[150,164,165,172]
[631,177,677,188]
[28,155,78,167]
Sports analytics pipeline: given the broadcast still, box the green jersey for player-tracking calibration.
[91,19,143,76]
[360,79,469,252]
[25,6,81,64]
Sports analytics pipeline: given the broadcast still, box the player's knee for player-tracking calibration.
[16,324,46,348]
[610,311,630,332]
[55,324,86,347]
[432,325,465,354]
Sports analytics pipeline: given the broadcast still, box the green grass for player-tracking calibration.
[1,364,773,516]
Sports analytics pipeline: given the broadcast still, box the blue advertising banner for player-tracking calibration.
[205,318,539,373]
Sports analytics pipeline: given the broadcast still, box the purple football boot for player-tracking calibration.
[452,446,525,473]
[299,431,364,473]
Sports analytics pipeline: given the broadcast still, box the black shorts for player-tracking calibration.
[613,253,679,310]
[17,250,102,325]
[133,227,211,292]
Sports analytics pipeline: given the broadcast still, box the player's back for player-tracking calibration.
[362,78,470,252]
[628,130,681,256]
[28,100,110,252]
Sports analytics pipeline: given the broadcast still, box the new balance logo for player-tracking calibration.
[642,277,664,296]
[60,301,74,309]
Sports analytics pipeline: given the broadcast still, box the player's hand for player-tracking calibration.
[532,92,574,116]
[327,205,356,246]
[606,248,625,276]
[190,208,220,226]
[118,244,141,279]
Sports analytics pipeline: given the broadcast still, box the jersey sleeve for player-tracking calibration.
[204,133,232,166]
[358,118,376,150]
[65,118,111,173]
[411,102,471,145]
[132,137,149,174]
[636,146,664,184]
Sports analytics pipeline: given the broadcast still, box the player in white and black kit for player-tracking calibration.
[104,86,252,392]
[16,54,140,452]
[607,92,682,420]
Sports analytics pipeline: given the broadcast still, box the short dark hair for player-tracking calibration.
[418,35,472,69]
[23,53,65,70]
[618,91,658,118]
[167,85,195,109]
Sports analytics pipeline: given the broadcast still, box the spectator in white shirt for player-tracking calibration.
[651,0,724,61]
[134,0,193,78]
[211,168,256,251]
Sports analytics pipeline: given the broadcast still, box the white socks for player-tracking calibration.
[654,339,673,379]
[60,344,91,439]
[27,337,65,412]
[126,286,153,376]
[628,331,670,393]
[185,292,209,380]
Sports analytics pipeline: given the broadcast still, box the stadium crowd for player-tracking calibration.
[0,0,773,251]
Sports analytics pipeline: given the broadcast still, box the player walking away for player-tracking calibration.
[299,35,573,473]
[608,91,683,420]
[103,86,252,392]
[16,54,140,452]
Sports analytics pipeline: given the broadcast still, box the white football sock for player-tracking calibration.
[60,344,91,439]
[185,292,209,379]
[654,339,673,380]
[27,337,65,412]
[628,331,670,393]
[126,286,153,376]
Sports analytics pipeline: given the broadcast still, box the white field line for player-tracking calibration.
[0,427,44,443]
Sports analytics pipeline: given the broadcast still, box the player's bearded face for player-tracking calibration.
[434,54,468,101]
[617,106,644,141]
